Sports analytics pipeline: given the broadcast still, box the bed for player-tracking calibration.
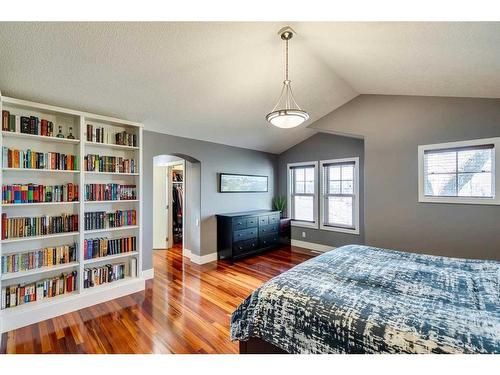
[231,245,500,354]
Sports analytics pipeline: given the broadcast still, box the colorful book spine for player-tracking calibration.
[2,183,78,204]
[1,147,78,170]
[84,184,136,201]
[84,210,136,230]
[83,236,136,260]
[83,264,125,289]
[1,271,77,309]
[1,213,79,240]
[84,154,137,173]
[1,243,77,274]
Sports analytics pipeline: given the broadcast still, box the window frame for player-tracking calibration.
[418,137,500,205]
[287,161,319,229]
[319,157,360,234]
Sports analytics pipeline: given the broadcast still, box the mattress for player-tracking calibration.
[231,245,500,353]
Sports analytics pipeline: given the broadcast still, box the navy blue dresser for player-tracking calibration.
[216,210,282,262]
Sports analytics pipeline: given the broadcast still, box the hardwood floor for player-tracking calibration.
[0,246,315,354]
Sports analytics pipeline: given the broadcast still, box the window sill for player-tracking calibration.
[291,221,318,229]
[418,196,500,206]
[319,224,359,235]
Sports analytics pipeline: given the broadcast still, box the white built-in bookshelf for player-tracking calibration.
[0,95,144,333]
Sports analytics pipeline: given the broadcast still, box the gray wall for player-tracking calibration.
[143,130,277,270]
[312,95,500,260]
[278,133,365,247]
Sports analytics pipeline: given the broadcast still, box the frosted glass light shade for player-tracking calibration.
[266,109,309,128]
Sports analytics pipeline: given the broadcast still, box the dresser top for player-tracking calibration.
[216,209,279,218]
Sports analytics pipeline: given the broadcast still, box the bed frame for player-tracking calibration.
[239,337,287,354]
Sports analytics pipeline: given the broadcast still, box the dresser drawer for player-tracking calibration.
[258,223,278,236]
[233,239,258,256]
[260,233,279,247]
[246,216,258,228]
[258,216,269,226]
[233,227,258,242]
[232,217,247,231]
[268,214,280,225]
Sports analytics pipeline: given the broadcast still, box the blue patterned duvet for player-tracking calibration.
[231,245,500,353]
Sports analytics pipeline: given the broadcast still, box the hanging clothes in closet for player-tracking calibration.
[172,170,183,243]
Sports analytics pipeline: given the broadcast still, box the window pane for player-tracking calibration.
[425,173,457,196]
[458,172,493,197]
[341,180,354,194]
[295,168,305,182]
[458,149,492,173]
[294,196,313,222]
[425,151,457,174]
[327,196,353,227]
[328,166,341,180]
[329,180,341,194]
[341,164,354,180]
[305,181,314,194]
[305,167,315,181]
[295,181,305,193]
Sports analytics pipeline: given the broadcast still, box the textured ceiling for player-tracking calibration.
[0,22,499,153]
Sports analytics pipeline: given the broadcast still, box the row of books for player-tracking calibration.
[84,210,137,230]
[2,147,78,170]
[1,243,77,274]
[2,183,79,204]
[1,213,79,240]
[84,154,137,173]
[86,124,106,143]
[2,111,56,137]
[1,271,78,310]
[115,131,138,147]
[83,263,126,289]
[84,184,137,201]
[84,236,136,260]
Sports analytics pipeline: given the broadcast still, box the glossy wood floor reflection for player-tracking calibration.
[1,246,315,354]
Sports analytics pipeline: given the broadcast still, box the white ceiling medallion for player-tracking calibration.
[266,26,309,129]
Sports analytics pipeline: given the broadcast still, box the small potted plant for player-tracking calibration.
[272,196,287,219]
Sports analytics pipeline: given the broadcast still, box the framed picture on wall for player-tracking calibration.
[219,173,268,193]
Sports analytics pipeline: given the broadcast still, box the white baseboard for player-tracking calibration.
[141,268,155,280]
[190,252,218,265]
[182,247,192,258]
[183,248,217,265]
[291,239,335,253]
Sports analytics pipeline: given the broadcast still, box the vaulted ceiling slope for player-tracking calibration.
[0,22,499,154]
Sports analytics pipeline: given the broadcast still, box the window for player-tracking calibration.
[320,158,359,234]
[418,138,500,205]
[287,161,318,228]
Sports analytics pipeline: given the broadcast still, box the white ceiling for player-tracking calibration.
[0,22,499,154]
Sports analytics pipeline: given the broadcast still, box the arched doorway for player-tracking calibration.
[152,154,201,262]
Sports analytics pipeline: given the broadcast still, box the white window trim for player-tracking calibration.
[418,137,500,205]
[319,157,360,235]
[287,161,319,229]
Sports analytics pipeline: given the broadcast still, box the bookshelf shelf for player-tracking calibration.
[2,168,80,174]
[84,199,139,204]
[0,290,79,317]
[84,141,139,150]
[2,131,80,144]
[84,225,139,235]
[0,95,144,333]
[2,201,79,207]
[82,276,137,294]
[1,231,80,244]
[84,251,139,265]
[1,262,79,281]
[84,171,139,176]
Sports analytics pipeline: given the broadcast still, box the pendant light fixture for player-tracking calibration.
[266,26,309,128]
